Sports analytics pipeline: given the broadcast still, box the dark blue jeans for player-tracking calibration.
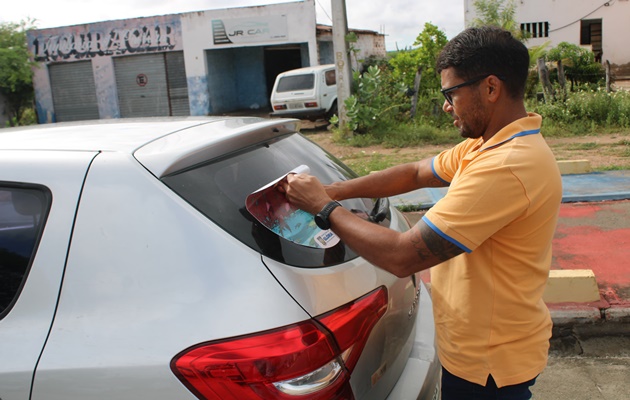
[442,367,537,400]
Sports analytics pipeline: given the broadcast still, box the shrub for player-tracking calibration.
[341,65,409,134]
[530,88,630,134]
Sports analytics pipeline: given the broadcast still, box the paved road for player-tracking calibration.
[533,328,630,399]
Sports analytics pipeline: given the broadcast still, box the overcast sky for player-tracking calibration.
[1,0,466,50]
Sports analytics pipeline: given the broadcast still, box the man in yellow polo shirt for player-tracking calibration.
[282,26,562,399]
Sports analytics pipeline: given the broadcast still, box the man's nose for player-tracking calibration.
[442,99,452,113]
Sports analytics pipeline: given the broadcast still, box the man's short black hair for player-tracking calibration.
[436,26,530,99]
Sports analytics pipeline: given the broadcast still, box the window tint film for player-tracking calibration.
[276,74,315,92]
[162,133,390,267]
[0,185,50,317]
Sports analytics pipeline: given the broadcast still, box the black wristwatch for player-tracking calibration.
[314,201,342,230]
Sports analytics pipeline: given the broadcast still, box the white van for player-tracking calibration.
[270,64,338,121]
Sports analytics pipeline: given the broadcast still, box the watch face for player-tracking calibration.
[315,214,330,230]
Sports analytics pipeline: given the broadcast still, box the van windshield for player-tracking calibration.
[276,74,315,92]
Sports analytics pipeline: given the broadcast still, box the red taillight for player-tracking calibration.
[317,286,388,372]
[273,104,288,110]
[304,102,318,108]
[171,287,388,400]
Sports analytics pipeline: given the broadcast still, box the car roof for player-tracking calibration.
[278,64,335,77]
[0,116,300,177]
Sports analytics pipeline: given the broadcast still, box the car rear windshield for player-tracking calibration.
[161,133,390,268]
[276,74,315,92]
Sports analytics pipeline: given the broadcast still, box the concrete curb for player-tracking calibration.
[543,269,600,303]
[557,159,591,175]
[549,306,602,326]
[546,291,630,328]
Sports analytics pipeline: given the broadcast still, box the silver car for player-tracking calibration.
[0,117,440,400]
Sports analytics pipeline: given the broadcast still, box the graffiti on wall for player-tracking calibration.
[31,24,180,62]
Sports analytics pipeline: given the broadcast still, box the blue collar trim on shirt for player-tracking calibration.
[480,128,540,152]
[429,128,540,185]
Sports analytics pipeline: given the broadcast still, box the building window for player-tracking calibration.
[580,19,602,62]
[580,19,602,45]
[521,22,549,38]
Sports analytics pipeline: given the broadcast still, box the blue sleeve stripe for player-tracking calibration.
[430,157,451,185]
[421,215,472,253]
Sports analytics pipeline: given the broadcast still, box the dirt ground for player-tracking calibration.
[304,126,630,171]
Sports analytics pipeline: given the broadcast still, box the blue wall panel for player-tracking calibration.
[187,75,211,116]
[206,47,269,114]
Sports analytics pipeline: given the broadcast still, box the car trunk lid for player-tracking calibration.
[261,208,423,399]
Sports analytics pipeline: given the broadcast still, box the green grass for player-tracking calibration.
[343,153,394,176]
[333,120,461,149]
[565,142,599,150]
[340,151,419,176]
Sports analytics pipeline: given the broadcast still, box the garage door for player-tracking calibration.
[166,52,190,116]
[114,52,189,118]
[49,61,99,122]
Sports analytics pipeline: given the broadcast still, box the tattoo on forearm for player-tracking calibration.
[410,223,463,262]
[410,226,434,260]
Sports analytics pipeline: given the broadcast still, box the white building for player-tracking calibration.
[464,0,630,77]
[27,0,385,124]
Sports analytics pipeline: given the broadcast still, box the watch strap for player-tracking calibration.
[315,201,341,230]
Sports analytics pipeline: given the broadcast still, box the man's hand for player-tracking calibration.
[279,172,463,277]
[281,173,331,215]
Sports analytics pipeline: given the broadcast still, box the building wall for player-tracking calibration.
[180,1,318,115]
[27,0,387,123]
[316,25,387,71]
[463,0,630,75]
[28,1,319,123]
[28,14,183,123]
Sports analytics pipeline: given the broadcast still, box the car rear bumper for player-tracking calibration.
[270,108,327,119]
[386,281,441,400]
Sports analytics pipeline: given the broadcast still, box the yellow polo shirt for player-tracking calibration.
[423,113,562,387]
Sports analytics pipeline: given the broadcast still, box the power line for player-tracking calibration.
[316,0,333,23]
[549,0,616,33]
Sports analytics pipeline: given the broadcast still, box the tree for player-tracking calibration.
[389,22,448,92]
[0,20,37,126]
[547,42,605,89]
[470,0,523,39]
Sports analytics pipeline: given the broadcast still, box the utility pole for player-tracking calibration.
[331,0,352,130]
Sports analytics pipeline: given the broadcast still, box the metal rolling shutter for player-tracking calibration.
[49,61,99,122]
[165,52,190,116]
[114,54,169,118]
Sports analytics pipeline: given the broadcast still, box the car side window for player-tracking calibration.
[0,185,51,318]
[325,70,336,86]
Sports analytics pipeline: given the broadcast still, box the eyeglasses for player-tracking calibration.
[440,75,491,106]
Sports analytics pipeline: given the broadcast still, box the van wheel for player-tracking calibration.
[326,101,338,121]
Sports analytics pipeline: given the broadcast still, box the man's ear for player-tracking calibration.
[486,75,502,103]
